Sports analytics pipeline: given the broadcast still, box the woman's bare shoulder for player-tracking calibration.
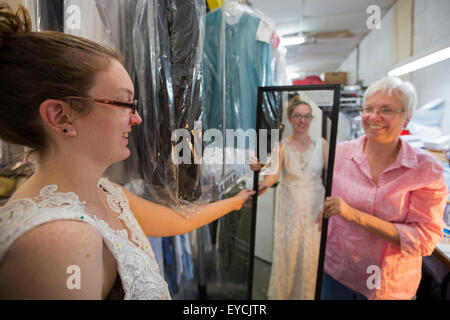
[0,219,104,299]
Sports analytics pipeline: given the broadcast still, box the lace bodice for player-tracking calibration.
[0,177,171,300]
[280,136,324,186]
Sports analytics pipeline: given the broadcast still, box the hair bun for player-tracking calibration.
[288,95,301,107]
[0,3,32,46]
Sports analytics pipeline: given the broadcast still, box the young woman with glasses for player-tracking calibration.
[0,3,254,299]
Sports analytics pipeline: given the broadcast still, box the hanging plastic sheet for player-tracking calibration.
[33,0,64,32]
[199,1,283,299]
[63,0,127,57]
[60,0,208,215]
[274,45,289,85]
[167,0,205,201]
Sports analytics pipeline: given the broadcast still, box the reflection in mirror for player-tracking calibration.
[251,86,339,300]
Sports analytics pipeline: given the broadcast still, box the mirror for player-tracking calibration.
[249,84,340,300]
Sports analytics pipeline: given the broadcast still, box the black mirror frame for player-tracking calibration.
[248,84,341,300]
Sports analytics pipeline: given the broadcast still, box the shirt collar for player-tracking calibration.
[348,135,418,170]
[393,137,419,169]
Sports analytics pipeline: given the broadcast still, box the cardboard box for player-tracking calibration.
[321,72,347,85]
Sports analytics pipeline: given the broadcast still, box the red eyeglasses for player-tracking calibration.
[59,96,138,114]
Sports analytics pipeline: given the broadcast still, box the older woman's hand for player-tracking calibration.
[323,197,354,222]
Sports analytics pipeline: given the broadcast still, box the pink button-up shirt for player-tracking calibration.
[324,135,448,300]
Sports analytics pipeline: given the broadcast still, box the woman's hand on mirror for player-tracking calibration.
[323,197,354,222]
[232,189,256,210]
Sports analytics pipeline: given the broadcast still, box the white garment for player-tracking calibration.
[64,0,121,50]
[267,136,325,300]
[0,177,171,300]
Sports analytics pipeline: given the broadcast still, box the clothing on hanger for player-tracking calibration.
[39,0,64,31]
[202,5,275,133]
[162,234,194,296]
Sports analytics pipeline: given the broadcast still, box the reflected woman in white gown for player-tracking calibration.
[252,96,328,299]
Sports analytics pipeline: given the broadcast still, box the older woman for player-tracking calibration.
[0,4,254,299]
[322,76,449,300]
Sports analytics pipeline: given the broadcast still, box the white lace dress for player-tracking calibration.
[0,177,171,300]
[267,136,325,300]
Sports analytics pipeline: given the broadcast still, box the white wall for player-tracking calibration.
[413,0,450,53]
[358,8,394,86]
[338,0,450,134]
[339,49,358,85]
[410,0,450,134]
[338,7,394,87]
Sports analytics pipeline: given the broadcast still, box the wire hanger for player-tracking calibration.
[237,0,252,6]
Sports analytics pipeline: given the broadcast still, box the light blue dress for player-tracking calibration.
[202,8,274,133]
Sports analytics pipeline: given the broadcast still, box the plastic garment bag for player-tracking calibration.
[61,0,207,215]
[130,0,206,208]
[22,0,64,32]
[199,1,284,299]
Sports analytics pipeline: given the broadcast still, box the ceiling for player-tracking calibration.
[249,0,397,79]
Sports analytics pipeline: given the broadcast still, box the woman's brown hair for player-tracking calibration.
[287,95,312,119]
[0,3,122,154]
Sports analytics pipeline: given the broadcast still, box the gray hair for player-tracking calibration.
[363,76,417,120]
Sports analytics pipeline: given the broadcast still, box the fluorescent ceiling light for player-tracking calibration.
[281,36,306,46]
[388,46,450,76]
